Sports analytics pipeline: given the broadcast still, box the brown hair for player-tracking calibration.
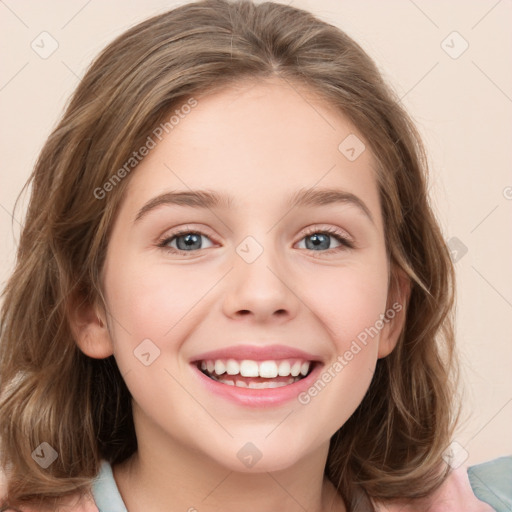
[0,0,460,510]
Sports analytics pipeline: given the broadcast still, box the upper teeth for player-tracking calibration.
[199,359,311,378]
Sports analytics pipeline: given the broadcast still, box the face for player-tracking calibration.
[84,78,404,473]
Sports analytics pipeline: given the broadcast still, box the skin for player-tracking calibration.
[72,77,409,512]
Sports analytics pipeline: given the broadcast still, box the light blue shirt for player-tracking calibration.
[467,456,512,512]
[92,456,512,511]
[92,460,128,512]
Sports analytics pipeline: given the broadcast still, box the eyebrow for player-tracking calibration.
[133,187,374,224]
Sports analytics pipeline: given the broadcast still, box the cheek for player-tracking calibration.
[102,255,205,404]
[296,264,388,432]
[104,255,209,342]
[308,261,389,350]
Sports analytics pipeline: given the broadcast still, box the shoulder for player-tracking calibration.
[2,469,97,511]
[1,461,101,512]
[1,492,99,512]
[467,456,512,512]
[373,463,496,512]
[0,459,116,512]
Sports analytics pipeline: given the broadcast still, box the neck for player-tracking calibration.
[113,405,346,512]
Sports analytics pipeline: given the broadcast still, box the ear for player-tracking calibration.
[67,291,114,359]
[378,266,411,359]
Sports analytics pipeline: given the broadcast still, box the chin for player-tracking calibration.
[206,440,312,474]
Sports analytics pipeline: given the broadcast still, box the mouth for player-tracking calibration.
[193,358,318,389]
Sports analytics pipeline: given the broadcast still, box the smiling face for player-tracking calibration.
[76,77,406,474]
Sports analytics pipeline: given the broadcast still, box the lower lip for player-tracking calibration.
[191,362,323,407]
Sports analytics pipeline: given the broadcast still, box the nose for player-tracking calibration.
[221,236,300,324]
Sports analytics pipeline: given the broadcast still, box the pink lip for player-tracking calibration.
[191,360,324,407]
[190,344,323,363]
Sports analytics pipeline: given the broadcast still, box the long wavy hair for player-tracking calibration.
[0,0,460,510]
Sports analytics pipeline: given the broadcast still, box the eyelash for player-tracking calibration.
[156,226,354,256]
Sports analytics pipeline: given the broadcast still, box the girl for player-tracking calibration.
[0,1,505,510]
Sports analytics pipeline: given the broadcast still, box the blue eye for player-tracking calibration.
[158,230,215,253]
[297,228,354,252]
[157,226,354,255]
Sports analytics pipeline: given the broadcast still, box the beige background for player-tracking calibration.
[0,0,510,468]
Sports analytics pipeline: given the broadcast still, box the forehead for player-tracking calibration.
[120,77,379,217]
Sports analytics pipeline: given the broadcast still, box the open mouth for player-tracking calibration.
[194,358,317,389]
